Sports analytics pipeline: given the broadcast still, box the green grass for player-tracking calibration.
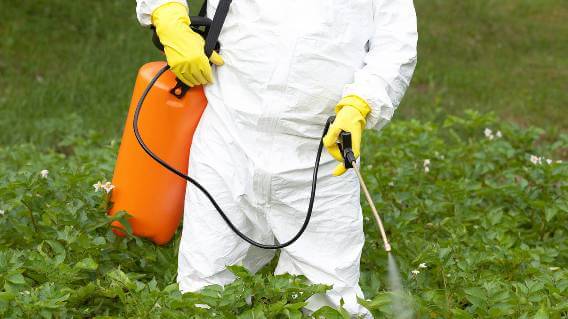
[0,0,155,146]
[1,0,566,147]
[409,0,568,129]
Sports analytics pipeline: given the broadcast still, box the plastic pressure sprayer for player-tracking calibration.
[125,0,392,252]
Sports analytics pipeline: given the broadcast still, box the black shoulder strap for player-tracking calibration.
[203,0,232,57]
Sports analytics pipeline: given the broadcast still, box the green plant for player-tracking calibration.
[0,111,566,318]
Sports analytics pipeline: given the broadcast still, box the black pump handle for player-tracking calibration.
[328,116,356,169]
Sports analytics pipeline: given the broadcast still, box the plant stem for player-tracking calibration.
[21,199,39,233]
[441,265,452,317]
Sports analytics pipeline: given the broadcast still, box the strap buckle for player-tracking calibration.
[169,79,190,99]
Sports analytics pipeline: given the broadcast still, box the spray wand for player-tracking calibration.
[339,132,414,316]
[338,132,392,252]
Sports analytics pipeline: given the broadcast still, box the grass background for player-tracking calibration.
[1,0,566,147]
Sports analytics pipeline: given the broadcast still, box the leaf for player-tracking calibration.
[544,208,557,222]
[533,306,549,319]
[237,306,267,319]
[358,294,390,311]
[464,287,485,306]
[6,273,26,285]
[283,302,308,311]
[312,306,345,319]
[75,257,98,271]
[108,210,133,235]
[281,308,302,319]
[0,292,16,302]
[451,308,474,319]
[227,265,252,279]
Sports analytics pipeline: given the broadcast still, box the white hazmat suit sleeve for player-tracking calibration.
[136,0,188,26]
[342,0,418,130]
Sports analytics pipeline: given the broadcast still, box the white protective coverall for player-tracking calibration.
[137,0,417,316]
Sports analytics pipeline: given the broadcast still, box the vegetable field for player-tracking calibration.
[1,112,566,318]
[1,0,567,318]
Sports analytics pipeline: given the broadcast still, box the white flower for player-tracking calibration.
[530,155,542,165]
[423,159,431,167]
[102,182,115,194]
[549,266,560,271]
[418,263,427,269]
[94,181,115,193]
[424,166,430,173]
[546,159,553,165]
[0,209,4,216]
[40,169,49,178]
[411,269,420,276]
[557,160,563,164]
[484,128,499,140]
[93,181,104,192]
[388,181,395,187]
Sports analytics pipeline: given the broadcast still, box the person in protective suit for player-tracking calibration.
[136,0,417,317]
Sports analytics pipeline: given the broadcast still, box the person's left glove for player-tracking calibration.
[323,95,371,176]
[152,2,224,87]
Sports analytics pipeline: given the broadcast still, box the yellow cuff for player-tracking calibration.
[334,95,371,118]
[151,2,190,27]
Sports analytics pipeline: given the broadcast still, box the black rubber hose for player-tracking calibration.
[133,64,332,249]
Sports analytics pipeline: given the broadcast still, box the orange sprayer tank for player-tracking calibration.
[109,61,207,245]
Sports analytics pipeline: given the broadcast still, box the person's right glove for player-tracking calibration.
[323,95,371,176]
[152,2,224,87]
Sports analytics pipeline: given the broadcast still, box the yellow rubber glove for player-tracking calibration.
[323,95,371,176]
[152,2,224,87]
